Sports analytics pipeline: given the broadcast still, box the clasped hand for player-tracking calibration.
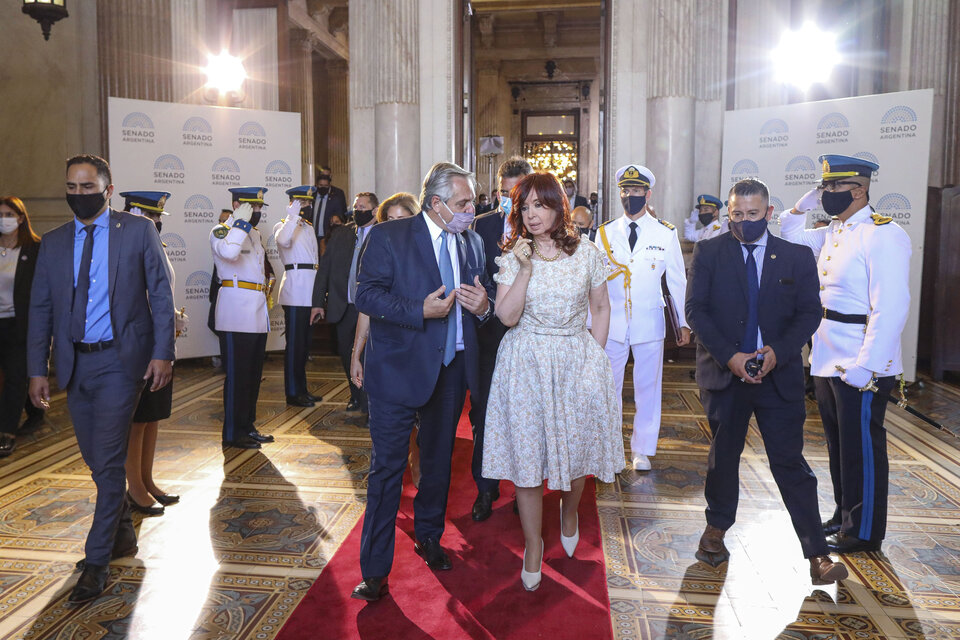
[423,276,489,319]
[726,345,777,384]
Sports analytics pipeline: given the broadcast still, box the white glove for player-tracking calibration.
[793,188,821,213]
[688,208,699,222]
[175,309,189,335]
[234,203,254,223]
[286,200,301,219]
[841,366,874,390]
[130,206,144,217]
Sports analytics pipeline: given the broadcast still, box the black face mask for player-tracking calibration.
[621,195,646,216]
[578,226,591,236]
[154,220,163,234]
[589,198,598,205]
[698,212,715,227]
[354,209,375,227]
[317,186,330,197]
[250,210,262,227]
[299,203,312,220]
[66,190,108,220]
[729,218,768,244]
[821,190,854,216]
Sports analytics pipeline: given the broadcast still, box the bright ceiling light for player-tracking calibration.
[771,22,839,90]
[203,50,246,95]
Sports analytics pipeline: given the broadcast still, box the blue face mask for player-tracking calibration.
[621,195,646,216]
[729,217,768,243]
[500,196,512,216]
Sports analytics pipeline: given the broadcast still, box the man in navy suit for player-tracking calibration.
[350,162,495,601]
[28,155,175,603]
[685,178,847,585]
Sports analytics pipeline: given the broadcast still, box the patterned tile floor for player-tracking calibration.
[0,354,958,639]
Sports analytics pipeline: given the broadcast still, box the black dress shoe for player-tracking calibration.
[222,436,261,449]
[69,564,110,603]
[471,490,499,522]
[345,399,362,412]
[248,430,275,443]
[512,499,519,515]
[18,413,45,433]
[305,392,323,403]
[414,538,452,571]
[286,394,315,407]
[826,531,881,553]
[0,434,15,458]
[127,492,164,516]
[822,516,842,536]
[150,491,180,506]
[351,576,389,601]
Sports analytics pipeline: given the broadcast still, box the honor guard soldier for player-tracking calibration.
[273,186,322,408]
[780,154,911,553]
[210,186,275,449]
[599,165,691,471]
[684,194,728,243]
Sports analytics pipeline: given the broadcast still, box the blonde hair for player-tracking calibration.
[376,192,419,223]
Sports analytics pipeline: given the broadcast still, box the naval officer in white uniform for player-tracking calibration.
[597,165,691,471]
[780,154,911,554]
[684,194,728,243]
[210,186,274,449]
[274,185,323,408]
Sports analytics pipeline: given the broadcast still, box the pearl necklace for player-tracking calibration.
[532,241,560,262]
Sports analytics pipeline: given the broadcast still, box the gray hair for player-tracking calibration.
[419,162,476,211]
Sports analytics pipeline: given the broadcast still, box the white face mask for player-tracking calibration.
[0,218,19,235]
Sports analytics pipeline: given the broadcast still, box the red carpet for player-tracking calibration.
[277,398,614,640]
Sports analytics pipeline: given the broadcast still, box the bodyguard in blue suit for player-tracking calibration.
[350,162,495,601]
[27,155,175,603]
[685,178,847,585]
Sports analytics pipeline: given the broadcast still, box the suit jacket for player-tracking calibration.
[313,185,348,237]
[471,209,509,344]
[355,213,496,408]
[313,222,358,324]
[12,240,40,342]
[27,209,176,388]
[684,232,821,401]
[571,194,588,210]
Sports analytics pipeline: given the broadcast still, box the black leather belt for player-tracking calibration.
[822,308,868,324]
[75,339,114,353]
[284,263,318,271]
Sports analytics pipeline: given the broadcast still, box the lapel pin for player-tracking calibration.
[116,223,121,228]
[770,254,776,259]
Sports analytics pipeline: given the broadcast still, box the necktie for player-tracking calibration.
[439,232,457,366]
[347,227,363,304]
[71,225,95,343]
[741,244,759,353]
[628,221,638,252]
[315,196,328,237]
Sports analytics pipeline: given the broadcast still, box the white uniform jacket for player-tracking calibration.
[272,215,319,307]
[598,214,689,345]
[209,215,270,333]
[778,205,910,377]
[684,217,729,243]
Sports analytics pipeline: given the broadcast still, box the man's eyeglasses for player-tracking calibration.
[818,181,860,192]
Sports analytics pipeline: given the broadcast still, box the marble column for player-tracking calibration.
[326,60,351,194]
[170,0,208,104]
[374,0,420,199]
[731,0,791,110]
[906,0,950,187]
[474,60,501,196]
[348,0,376,197]
[945,4,960,187]
[291,30,316,184]
[693,0,727,200]
[417,0,458,182]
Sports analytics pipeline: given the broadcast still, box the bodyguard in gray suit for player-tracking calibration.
[27,155,175,603]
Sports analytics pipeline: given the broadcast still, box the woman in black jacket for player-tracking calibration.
[0,196,42,456]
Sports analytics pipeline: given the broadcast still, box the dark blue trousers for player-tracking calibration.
[282,305,311,397]
[702,378,828,558]
[222,331,267,442]
[66,348,144,565]
[359,352,466,578]
[467,319,505,495]
[814,375,895,543]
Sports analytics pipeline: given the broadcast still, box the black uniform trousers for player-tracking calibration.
[702,378,828,559]
[814,374,895,543]
[282,305,311,397]
[222,331,267,442]
[359,353,466,578]
[0,318,28,434]
[67,347,143,565]
[467,318,506,495]
[334,303,366,410]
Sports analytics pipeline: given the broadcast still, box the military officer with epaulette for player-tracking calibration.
[780,154,911,554]
[210,186,274,449]
[273,185,323,408]
[598,165,691,471]
[684,194,728,243]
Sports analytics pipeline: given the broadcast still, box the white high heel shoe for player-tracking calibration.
[521,539,543,591]
[560,508,580,558]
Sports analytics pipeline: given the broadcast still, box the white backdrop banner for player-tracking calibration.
[721,89,933,381]
[108,97,302,359]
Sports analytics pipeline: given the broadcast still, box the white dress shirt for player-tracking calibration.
[423,213,464,351]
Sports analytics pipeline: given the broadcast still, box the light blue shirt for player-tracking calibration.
[739,232,767,351]
[346,225,370,305]
[73,209,113,343]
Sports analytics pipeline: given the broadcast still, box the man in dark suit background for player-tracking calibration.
[311,166,348,250]
[350,162,495,601]
[563,177,589,211]
[684,178,847,585]
[468,156,532,521]
[28,154,175,602]
[312,191,378,415]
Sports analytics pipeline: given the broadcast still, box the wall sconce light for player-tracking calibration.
[22,0,69,41]
[203,50,247,105]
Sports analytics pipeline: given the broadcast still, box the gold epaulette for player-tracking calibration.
[712,223,721,230]
[871,213,892,225]
[162,242,168,248]
[657,218,676,230]
[213,224,229,239]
